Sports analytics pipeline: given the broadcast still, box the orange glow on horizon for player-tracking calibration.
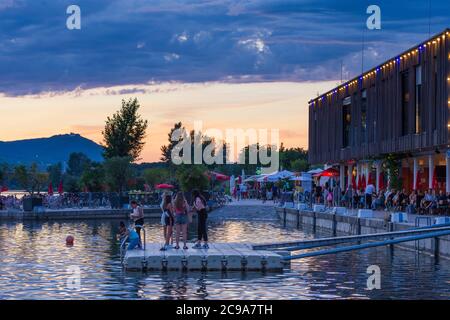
[0,81,336,162]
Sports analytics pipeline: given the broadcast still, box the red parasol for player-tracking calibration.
[313,168,340,177]
[58,181,64,195]
[155,183,174,189]
[0,185,8,193]
[208,171,230,181]
[48,183,54,196]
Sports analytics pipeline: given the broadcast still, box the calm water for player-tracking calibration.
[0,207,449,300]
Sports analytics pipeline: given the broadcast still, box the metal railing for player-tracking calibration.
[285,228,450,260]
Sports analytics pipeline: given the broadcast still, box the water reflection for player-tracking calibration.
[0,217,449,299]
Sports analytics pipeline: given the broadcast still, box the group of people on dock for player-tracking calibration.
[117,190,209,251]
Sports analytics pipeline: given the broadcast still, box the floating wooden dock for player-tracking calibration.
[123,243,286,271]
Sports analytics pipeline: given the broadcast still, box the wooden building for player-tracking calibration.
[308,29,450,192]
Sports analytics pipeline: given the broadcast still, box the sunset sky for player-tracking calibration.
[1,0,449,162]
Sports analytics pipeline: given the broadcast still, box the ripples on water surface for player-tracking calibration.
[0,208,449,300]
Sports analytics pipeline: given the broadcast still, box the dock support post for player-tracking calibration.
[388,222,394,253]
[296,210,300,229]
[332,213,337,237]
[434,237,440,263]
[312,211,317,233]
[283,208,287,226]
[357,218,361,235]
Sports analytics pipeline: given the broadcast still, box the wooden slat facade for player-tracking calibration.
[309,29,450,165]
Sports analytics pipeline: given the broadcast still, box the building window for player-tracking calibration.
[401,71,410,136]
[342,97,351,148]
[415,65,422,133]
[361,89,367,143]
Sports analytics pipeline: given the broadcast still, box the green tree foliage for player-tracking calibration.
[13,165,28,191]
[47,163,63,186]
[290,159,309,173]
[279,144,309,171]
[104,156,134,192]
[80,162,105,192]
[383,154,402,190]
[102,98,148,162]
[176,164,209,192]
[64,175,81,193]
[0,163,11,185]
[67,152,91,177]
[143,167,170,189]
[160,122,184,164]
[237,143,277,174]
[14,163,48,194]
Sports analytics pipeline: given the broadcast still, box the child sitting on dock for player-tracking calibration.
[117,221,141,250]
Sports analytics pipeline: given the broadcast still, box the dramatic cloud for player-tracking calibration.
[0,0,448,95]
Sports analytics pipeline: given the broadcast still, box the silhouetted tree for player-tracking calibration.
[102,98,148,162]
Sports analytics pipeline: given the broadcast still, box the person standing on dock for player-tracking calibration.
[192,190,209,249]
[365,182,375,209]
[160,194,174,251]
[130,200,144,248]
[173,191,190,250]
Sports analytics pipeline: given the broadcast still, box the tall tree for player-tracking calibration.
[102,98,148,162]
[143,167,170,189]
[14,163,48,194]
[104,156,134,193]
[80,162,105,192]
[160,122,184,164]
[176,164,209,192]
[47,163,63,186]
[67,152,91,177]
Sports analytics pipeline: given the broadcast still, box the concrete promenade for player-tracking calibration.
[276,205,450,259]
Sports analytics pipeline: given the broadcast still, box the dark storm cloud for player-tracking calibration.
[0,0,448,95]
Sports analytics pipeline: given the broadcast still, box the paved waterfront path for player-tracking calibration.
[210,199,278,221]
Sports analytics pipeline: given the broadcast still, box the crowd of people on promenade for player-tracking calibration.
[312,182,450,215]
[117,189,210,252]
[0,194,20,210]
[233,182,289,203]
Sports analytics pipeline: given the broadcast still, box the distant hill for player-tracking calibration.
[0,134,103,167]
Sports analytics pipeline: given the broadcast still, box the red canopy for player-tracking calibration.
[313,168,339,177]
[415,170,420,190]
[58,181,64,195]
[209,171,230,181]
[360,174,366,189]
[378,173,385,190]
[351,174,356,188]
[368,173,375,185]
[156,183,174,189]
[0,185,8,193]
[432,168,438,190]
[48,183,54,196]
